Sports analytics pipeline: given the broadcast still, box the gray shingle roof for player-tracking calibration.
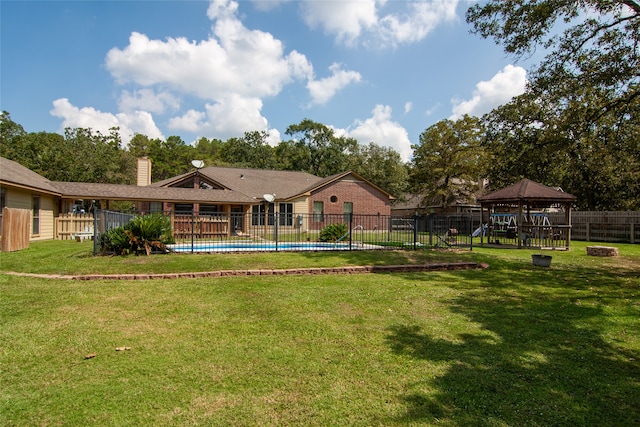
[1,157,255,203]
[153,166,324,200]
[0,157,60,195]
[2,157,393,205]
[291,170,392,199]
[52,181,255,204]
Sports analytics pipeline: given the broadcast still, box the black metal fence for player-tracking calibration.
[94,209,477,254]
[93,209,135,255]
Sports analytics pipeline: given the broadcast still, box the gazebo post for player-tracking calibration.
[566,202,572,249]
[517,200,523,248]
[480,204,485,246]
[526,204,531,248]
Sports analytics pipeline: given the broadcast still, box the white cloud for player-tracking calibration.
[348,104,412,162]
[377,0,458,47]
[251,0,291,12]
[105,0,316,103]
[207,0,239,20]
[425,103,440,116]
[167,109,207,133]
[168,94,281,143]
[102,0,357,140]
[307,63,362,105]
[450,64,527,120]
[50,98,164,145]
[118,89,180,114]
[299,0,459,48]
[105,28,294,100]
[301,0,379,45]
[404,102,413,114]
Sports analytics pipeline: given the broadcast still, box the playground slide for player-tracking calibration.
[472,225,486,237]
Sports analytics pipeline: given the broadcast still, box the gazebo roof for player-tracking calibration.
[478,179,576,206]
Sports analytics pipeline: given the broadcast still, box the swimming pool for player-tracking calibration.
[167,241,375,252]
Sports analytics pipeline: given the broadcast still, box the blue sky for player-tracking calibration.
[1,0,532,162]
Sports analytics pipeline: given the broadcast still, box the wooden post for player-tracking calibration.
[517,201,523,248]
[566,203,572,249]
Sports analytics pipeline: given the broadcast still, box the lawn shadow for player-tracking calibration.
[385,263,640,426]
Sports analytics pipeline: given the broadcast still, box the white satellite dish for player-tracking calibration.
[263,193,275,203]
[191,160,204,169]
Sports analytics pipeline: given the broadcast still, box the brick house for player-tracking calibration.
[1,156,393,242]
[151,166,393,234]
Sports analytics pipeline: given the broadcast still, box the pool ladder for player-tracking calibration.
[337,224,364,248]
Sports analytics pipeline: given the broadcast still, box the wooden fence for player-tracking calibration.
[173,215,229,240]
[55,214,95,241]
[548,211,640,244]
[1,208,31,252]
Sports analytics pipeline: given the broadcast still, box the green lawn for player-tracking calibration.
[1,241,639,426]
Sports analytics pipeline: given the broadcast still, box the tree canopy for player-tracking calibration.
[410,115,485,209]
[467,0,640,210]
[0,112,409,198]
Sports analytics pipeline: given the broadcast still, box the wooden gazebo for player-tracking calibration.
[477,179,577,249]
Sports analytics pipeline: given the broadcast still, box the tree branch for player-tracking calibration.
[621,0,640,14]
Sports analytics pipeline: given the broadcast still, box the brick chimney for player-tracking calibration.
[137,157,152,186]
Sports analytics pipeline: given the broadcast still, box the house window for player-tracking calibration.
[313,201,324,222]
[32,195,40,235]
[175,204,193,214]
[279,203,293,226]
[251,204,275,226]
[176,179,195,189]
[149,202,163,213]
[200,204,221,215]
[252,205,264,226]
[343,202,353,222]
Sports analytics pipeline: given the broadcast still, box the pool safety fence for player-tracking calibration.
[94,209,476,254]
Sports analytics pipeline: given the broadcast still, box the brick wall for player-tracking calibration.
[309,177,390,216]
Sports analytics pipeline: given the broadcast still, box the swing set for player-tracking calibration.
[488,212,552,245]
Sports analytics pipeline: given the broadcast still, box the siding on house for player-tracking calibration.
[2,187,56,240]
[34,194,56,241]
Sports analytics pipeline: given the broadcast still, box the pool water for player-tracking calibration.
[168,241,357,252]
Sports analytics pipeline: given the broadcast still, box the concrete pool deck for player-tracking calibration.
[4,262,489,281]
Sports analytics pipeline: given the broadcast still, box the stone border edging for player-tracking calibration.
[4,262,488,281]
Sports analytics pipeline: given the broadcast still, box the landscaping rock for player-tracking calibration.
[586,246,619,257]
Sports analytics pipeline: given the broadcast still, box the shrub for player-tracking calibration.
[99,227,131,255]
[318,223,348,242]
[99,213,173,255]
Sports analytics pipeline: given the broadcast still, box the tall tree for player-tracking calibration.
[349,142,409,197]
[1,114,134,184]
[219,131,277,169]
[274,139,311,172]
[146,136,196,181]
[284,119,358,177]
[128,133,152,159]
[467,0,640,209]
[410,116,485,208]
[193,137,224,166]
[0,111,26,156]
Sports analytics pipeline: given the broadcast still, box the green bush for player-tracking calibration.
[318,222,348,242]
[99,227,131,255]
[99,213,173,255]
